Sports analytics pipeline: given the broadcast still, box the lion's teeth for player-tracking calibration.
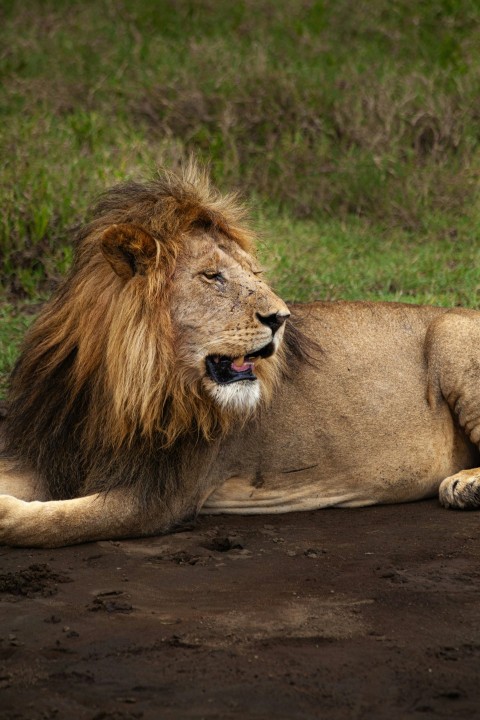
[231,356,253,372]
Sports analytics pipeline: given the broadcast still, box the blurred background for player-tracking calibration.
[1,0,480,393]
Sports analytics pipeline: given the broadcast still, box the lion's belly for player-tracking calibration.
[201,473,384,514]
[203,439,473,513]
[201,454,457,514]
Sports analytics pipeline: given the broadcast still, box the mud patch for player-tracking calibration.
[201,535,245,553]
[150,550,209,566]
[0,563,71,598]
[213,596,371,643]
[87,590,133,614]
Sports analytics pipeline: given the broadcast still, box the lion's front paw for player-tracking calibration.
[439,470,480,510]
[0,494,27,544]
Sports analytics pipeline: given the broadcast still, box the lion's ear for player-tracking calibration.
[100,224,158,279]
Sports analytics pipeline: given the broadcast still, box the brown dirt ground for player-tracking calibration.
[1,500,479,720]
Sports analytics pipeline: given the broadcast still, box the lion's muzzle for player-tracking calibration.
[206,340,276,384]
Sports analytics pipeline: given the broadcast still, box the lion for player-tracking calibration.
[1,164,480,547]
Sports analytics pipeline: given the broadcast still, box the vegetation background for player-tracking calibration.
[1,0,480,396]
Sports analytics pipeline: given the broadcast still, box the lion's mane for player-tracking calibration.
[3,165,313,505]
[3,166,286,503]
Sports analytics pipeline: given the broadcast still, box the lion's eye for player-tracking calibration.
[202,271,225,283]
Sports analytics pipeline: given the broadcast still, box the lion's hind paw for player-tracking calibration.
[439,470,480,510]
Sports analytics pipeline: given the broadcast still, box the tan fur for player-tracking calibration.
[2,167,480,547]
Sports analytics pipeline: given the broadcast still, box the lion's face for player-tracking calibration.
[170,233,290,413]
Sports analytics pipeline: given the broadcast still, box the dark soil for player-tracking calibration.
[1,501,479,719]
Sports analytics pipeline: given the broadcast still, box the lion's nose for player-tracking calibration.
[257,310,290,335]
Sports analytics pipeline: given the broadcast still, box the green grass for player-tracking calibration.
[1,0,480,395]
[0,304,38,398]
[258,212,480,307]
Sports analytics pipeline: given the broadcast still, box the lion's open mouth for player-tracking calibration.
[206,342,275,384]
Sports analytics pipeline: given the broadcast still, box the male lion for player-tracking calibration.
[1,165,479,547]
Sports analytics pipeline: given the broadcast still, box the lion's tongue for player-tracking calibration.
[231,356,254,373]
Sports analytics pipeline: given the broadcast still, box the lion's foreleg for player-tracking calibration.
[428,311,480,510]
[0,490,169,547]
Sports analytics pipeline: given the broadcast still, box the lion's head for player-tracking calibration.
[98,175,290,445]
[6,165,290,481]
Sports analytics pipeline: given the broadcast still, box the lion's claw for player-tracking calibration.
[439,471,480,510]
